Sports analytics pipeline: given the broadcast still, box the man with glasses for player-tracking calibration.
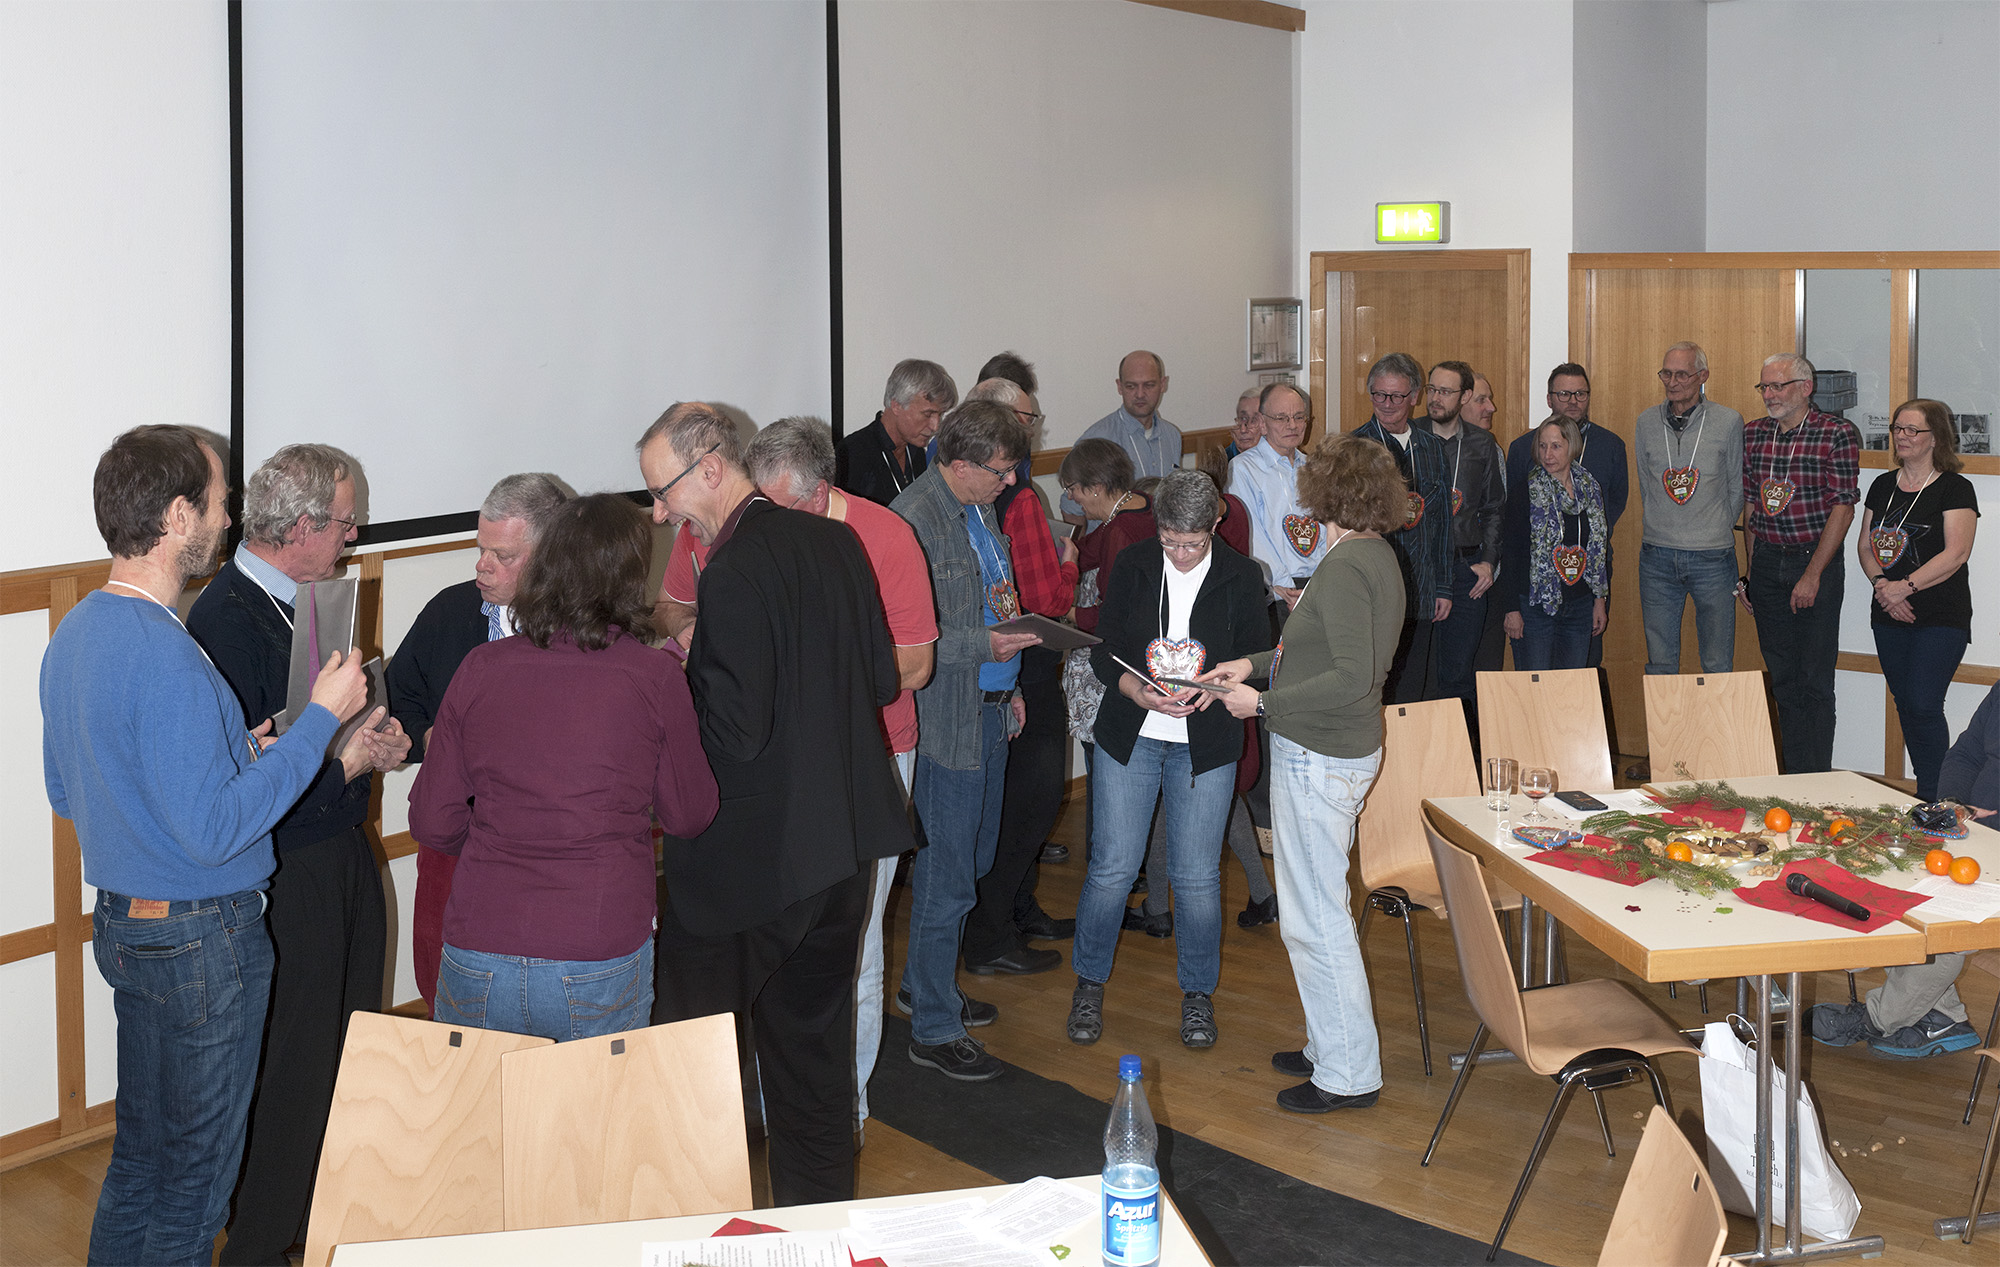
[1742,353,1858,774]
[892,401,1042,1082]
[186,444,411,1265]
[1415,360,1506,728]
[1226,388,1264,458]
[639,402,912,1204]
[1504,363,1629,668]
[1353,352,1454,702]
[1062,349,1181,529]
[1634,342,1745,682]
[836,358,958,506]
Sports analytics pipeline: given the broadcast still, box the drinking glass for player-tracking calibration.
[1520,767,1554,824]
[1484,757,1517,813]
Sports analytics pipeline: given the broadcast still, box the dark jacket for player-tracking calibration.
[670,498,914,936]
[1414,416,1507,566]
[835,412,927,506]
[186,557,372,852]
[1089,538,1272,775]
[386,578,488,762]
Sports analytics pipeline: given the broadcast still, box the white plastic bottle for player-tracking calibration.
[1101,1053,1160,1267]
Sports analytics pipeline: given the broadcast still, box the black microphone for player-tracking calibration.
[1786,872,1870,922]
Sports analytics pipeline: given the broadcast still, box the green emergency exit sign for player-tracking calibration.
[1376,202,1450,244]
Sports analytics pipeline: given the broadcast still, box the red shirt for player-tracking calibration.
[1001,483,1079,618]
[1743,408,1860,546]
[1074,498,1156,633]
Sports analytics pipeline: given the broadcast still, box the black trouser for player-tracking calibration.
[1245,599,1291,830]
[1384,612,1438,703]
[964,649,1066,962]
[220,826,385,1266]
[654,868,870,1208]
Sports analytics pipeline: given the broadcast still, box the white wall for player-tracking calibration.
[839,0,1295,446]
[1573,0,1706,253]
[0,0,232,574]
[1297,1,1575,430]
[1706,0,2000,252]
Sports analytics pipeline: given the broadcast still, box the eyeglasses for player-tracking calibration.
[1159,535,1210,555]
[1013,409,1045,428]
[1263,412,1309,426]
[971,458,1015,480]
[1551,389,1591,402]
[647,442,721,501]
[1425,385,1462,397]
[1755,379,1809,394]
[326,516,361,533]
[1657,369,1701,384]
[1369,389,1412,404]
[1889,424,1928,437]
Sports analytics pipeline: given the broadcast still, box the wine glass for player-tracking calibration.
[1520,767,1554,824]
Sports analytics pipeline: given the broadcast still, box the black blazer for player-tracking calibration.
[1089,538,1273,775]
[670,498,915,936]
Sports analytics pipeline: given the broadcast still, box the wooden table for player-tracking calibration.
[329,1175,1213,1265]
[1425,770,2000,1264]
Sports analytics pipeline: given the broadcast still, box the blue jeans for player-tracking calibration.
[903,701,1009,1045]
[1873,622,1970,801]
[89,888,273,1267]
[1512,588,1595,670]
[1269,735,1383,1097]
[1639,543,1738,675]
[434,939,653,1041]
[1073,737,1235,994]
[1749,542,1845,774]
[1432,554,1489,707]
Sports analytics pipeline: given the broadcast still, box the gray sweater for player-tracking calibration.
[1634,398,1744,551]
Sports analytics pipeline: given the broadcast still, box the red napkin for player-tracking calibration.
[1731,857,1927,932]
[1659,800,1746,832]
[712,1218,887,1267]
[1528,834,1647,886]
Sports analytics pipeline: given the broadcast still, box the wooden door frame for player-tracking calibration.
[1308,248,1531,442]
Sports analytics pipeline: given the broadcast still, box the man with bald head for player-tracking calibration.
[1062,349,1182,527]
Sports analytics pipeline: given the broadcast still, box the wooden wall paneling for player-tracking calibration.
[1504,250,1532,450]
[45,576,88,1135]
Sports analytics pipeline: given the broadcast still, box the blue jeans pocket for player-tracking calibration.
[100,935,210,1029]
[435,949,493,1026]
[561,951,646,1036]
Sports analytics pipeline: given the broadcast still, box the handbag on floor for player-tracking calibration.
[1698,1020,1860,1241]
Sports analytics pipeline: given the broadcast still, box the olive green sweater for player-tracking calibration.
[1246,536,1405,758]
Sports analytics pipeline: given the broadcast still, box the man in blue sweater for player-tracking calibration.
[40,426,369,1267]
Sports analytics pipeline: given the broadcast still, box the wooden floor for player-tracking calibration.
[6,794,1997,1266]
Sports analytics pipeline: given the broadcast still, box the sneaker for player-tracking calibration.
[1067,980,1105,1044]
[895,986,998,1028]
[1807,1001,1883,1048]
[908,1035,1003,1082]
[1868,1009,1981,1059]
[1181,992,1217,1048]
[1237,894,1278,928]
[1276,1081,1379,1113]
[1271,1049,1313,1078]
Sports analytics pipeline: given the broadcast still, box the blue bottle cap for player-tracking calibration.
[1119,1054,1142,1080]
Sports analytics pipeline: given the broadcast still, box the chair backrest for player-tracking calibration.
[1356,700,1480,908]
[1477,668,1613,790]
[1643,671,1779,780]
[499,1012,751,1230]
[1598,1104,1728,1267]
[1423,814,1533,1061]
[303,1012,553,1267]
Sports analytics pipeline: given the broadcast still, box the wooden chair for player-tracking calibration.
[1421,813,1699,1261]
[1642,671,1779,781]
[1597,1105,1728,1267]
[499,1012,751,1230]
[1355,699,1524,1076]
[1476,668,1613,791]
[302,1013,553,1267]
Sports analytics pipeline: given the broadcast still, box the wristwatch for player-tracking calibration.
[1255,692,1267,718]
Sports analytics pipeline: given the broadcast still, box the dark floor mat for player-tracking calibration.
[870,1015,1546,1266]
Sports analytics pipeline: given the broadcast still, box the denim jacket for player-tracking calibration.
[893,466,1012,771]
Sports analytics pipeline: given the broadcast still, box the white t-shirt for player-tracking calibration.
[1139,550,1214,745]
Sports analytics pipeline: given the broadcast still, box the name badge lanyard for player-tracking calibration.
[1870,469,1937,569]
[1270,528,1352,680]
[1448,433,1464,515]
[1661,403,1706,505]
[105,579,259,763]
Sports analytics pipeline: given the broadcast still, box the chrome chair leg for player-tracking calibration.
[1488,1075,1585,1261]
[1590,1087,1614,1157]
[1423,1023,1486,1166]
[1964,993,2000,1127]
[1400,905,1432,1076]
[1966,1054,2000,1246]
[1848,970,1859,1005]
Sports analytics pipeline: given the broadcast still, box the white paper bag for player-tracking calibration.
[1699,1020,1860,1241]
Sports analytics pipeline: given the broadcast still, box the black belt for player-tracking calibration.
[981,689,1014,703]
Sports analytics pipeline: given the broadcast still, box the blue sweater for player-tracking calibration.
[41,590,339,900]
[1939,679,2000,820]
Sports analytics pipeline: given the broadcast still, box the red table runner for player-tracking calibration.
[1527,834,1647,886]
[1731,857,1927,932]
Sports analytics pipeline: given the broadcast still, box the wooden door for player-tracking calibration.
[1570,260,1797,755]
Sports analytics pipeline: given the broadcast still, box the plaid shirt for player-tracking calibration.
[1354,419,1455,615]
[1742,408,1860,546]
[1001,484,1079,618]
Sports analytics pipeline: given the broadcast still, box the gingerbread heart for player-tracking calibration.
[1403,490,1426,528]
[1663,466,1699,505]
[1451,486,1464,515]
[1870,527,1907,568]
[1759,478,1795,515]
[1552,545,1586,585]
[1282,513,1320,558]
[1513,825,1584,848]
[1146,636,1206,684]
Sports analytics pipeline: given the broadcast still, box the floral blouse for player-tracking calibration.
[1526,464,1608,615]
